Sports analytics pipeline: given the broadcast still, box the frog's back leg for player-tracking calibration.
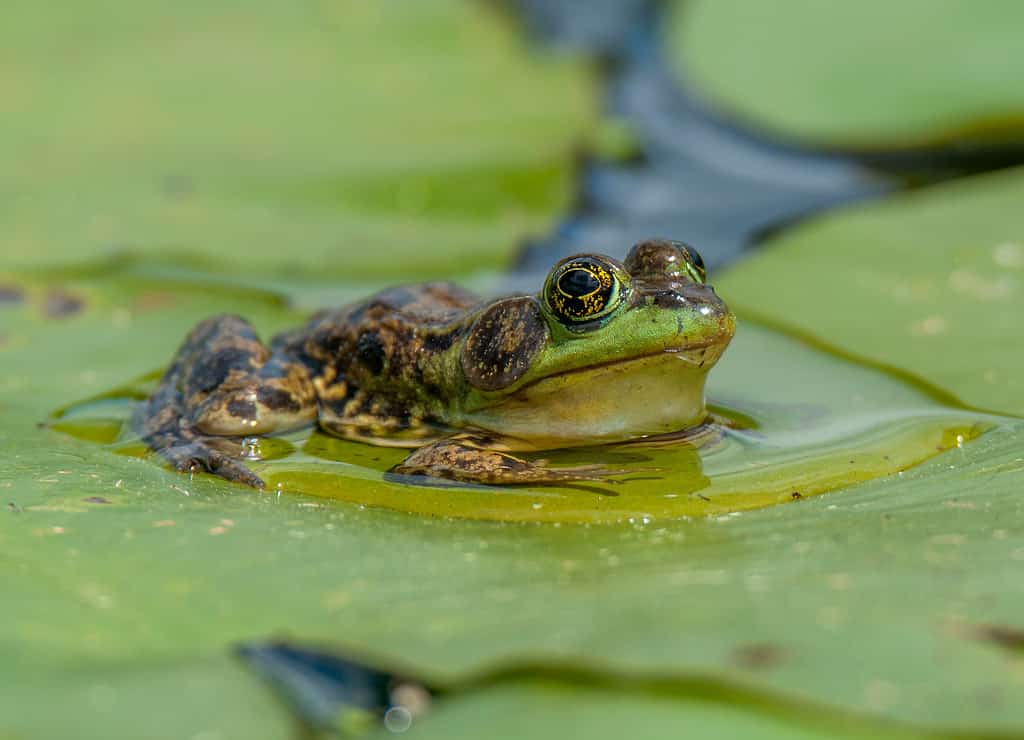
[391,435,628,485]
[133,314,318,487]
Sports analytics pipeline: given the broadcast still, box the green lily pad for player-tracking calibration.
[5,184,1024,737]
[719,166,1024,417]
[669,0,1024,148]
[0,0,594,281]
[401,679,940,740]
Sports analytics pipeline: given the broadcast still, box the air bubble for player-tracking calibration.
[241,436,262,460]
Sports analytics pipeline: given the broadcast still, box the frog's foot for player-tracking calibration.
[161,440,266,489]
[391,436,630,485]
[132,384,267,488]
[133,314,317,488]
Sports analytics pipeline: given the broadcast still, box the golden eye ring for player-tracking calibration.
[543,256,625,327]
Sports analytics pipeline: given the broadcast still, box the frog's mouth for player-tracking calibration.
[462,348,724,449]
[533,341,728,387]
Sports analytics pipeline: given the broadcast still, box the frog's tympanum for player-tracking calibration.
[134,239,735,487]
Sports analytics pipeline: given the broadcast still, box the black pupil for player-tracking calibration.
[560,268,600,297]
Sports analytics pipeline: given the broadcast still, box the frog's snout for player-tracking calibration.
[641,280,726,311]
[651,289,689,309]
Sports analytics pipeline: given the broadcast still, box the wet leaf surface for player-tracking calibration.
[5,249,1024,737]
[719,166,1024,417]
[672,0,1024,148]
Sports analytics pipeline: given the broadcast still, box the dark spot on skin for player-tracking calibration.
[791,491,803,500]
[257,386,300,413]
[420,381,441,401]
[320,395,349,418]
[653,290,687,309]
[189,347,253,394]
[8,502,20,513]
[422,331,455,352]
[0,285,25,305]
[732,643,786,670]
[227,397,257,418]
[972,624,1024,654]
[356,332,386,375]
[83,496,111,504]
[44,289,84,318]
[312,325,349,359]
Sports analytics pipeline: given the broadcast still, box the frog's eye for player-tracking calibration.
[543,256,625,327]
[680,244,706,283]
[623,238,706,284]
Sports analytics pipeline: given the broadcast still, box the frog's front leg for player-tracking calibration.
[133,314,318,487]
[391,435,623,485]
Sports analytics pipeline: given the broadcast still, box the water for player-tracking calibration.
[49,318,994,524]
[506,0,1024,287]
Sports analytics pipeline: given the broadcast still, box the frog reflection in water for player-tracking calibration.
[134,239,735,487]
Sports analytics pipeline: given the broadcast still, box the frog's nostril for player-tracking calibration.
[652,290,687,309]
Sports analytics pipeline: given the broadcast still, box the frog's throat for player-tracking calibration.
[459,348,721,450]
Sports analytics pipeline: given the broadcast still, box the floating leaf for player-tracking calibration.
[0,0,594,281]
[670,0,1024,148]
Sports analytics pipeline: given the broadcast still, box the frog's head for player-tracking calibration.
[457,239,736,445]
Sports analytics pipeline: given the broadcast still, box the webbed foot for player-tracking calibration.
[391,436,631,485]
[161,440,266,489]
[134,314,316,488]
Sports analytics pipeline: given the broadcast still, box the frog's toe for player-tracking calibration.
[516,459,665,483]
[165,442,266,489]
[533,464,638,484]
[394,438,643,486]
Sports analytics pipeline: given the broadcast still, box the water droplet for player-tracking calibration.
[384,706,413,733]
[241,436,262,460]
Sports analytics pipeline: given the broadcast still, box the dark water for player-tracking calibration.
[508,0,1024,282]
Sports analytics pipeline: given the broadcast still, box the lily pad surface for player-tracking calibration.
[6,165,1024,737]
[670,0,1024,148]
[720,166,1024,417]
[0,0,593,281]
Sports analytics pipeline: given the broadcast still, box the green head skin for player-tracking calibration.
[450,239,736,448]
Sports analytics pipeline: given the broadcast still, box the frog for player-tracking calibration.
[132,238,735,488]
